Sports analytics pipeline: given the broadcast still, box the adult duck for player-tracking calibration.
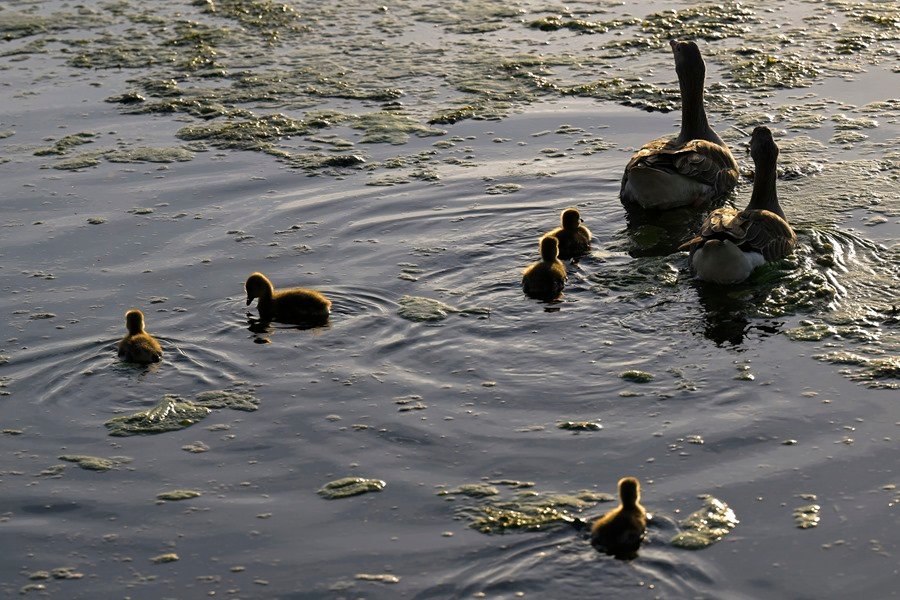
[680,126,796,284]
[620,40,738,211]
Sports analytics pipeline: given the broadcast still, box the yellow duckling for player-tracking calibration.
[245,272,331,324]
[117,309,163,364]
[522,236,566,300]
[546,208,592,260]
[591,477,647,559]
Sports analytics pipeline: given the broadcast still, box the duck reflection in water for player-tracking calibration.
[694,281,782,346]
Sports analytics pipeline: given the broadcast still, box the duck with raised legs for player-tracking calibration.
[620,40,738,211]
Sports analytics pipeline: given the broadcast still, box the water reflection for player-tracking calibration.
[246,315,330,343]
[693,281,783,346]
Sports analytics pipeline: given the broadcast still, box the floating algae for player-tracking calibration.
[721,47,820,90]
[355,573,400,584]
[670,495,739,549]
[620,370,654,383]
[793,502,821,529]
[105,147,195,163]
[0,10,107,41]
[193,389,259,411]
[105,395,211,437]
[397,295,489,322]
[557,421,603,431]
[318,477,386,499]
[440,483,499,498]
[453,485,612,534]
[528,15,637,35]
[57,455,118,471]
[813,352,900,389]
[151,553,179,564]
[157,490,203,501]
[33,132,97,157]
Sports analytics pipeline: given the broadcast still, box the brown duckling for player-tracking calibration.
[522,236,567,300]
[547,208,592,260]
[591,477,647,559]
[117,309,163,364]
[245,272,331,324]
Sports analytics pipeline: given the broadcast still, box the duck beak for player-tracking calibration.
[669,39,677,51]
[246,296,253,306]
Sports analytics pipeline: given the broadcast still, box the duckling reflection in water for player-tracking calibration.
[591,477,647,559]
[522,236,567,300]
[117,309,163,364]
[546,208,591,260]
[245,272,331,325]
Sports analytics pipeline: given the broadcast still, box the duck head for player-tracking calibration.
[561,208,583,230]
[750,125,778,166]
[245,272,275,305]
[671,40,705,88]
[539,235,560,261]
[618,477,641,508]
[125,309,146,335]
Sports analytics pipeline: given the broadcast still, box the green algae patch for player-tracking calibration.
[193,0,308,38]
[193,389,259,411]
[355,573,400,584]
[793,502,821,529]
[640,3,758,42]
[528,15,637,34]
[453,485,612,534]
[34,132,97,157]
[443,483,499,498]
[52,151,106,170]
[58,455,117,471]
[670,495,738,549]
[0,10,107,41]
[105,396,211,437]
[813,352,900,389]
[151,553,179,564]
[721,48,820,90]
[353,112,445,145]
[620,370,653,383]
[176,113,315,150]
[397,295,489,322]
[318,477,386,499]
[106,147,195,163]
[557,421,603,431]
[157,489,202,501]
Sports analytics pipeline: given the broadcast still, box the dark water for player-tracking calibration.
[1,1,898,598]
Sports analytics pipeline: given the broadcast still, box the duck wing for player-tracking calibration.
[624,138,738,196]
[681,208,796,261]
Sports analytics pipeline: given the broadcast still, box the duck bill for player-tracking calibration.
[246,296,253,306]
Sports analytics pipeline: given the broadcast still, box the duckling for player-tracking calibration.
[679,126,797,284]
[245,272,331,324]
[522,236,567,300]
[621,40,739,211]
[591,477,647,559]
[546,208,592,260]
[117,309,163,364]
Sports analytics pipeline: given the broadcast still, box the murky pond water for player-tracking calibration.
[1,0,898,597]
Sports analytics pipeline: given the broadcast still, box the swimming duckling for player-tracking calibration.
[546,208,592,260]
[522,236,567,300]
[679,126,797,284]
[245,272,331,324]
[117,309,163,364]
[620,40,738,211]
[591,477,647,559]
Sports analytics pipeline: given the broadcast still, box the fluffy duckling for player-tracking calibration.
[680,126,797,284]
[117,309,163,364]
[546,208,592,260]
[620,40,738,211]
[522,236,567,300]
[591,477,647,559]
[245,272,331,324]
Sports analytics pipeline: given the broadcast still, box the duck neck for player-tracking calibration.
[747,161,782,218]
[677,79,718,145]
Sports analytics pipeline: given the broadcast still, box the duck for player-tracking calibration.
[590,477,647,559]
[245,272,331,324]
[522,236,567,300]
[620,40,739,211]
[679,126,797,284]
[546,208,592,260]
[117,309,163,364]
